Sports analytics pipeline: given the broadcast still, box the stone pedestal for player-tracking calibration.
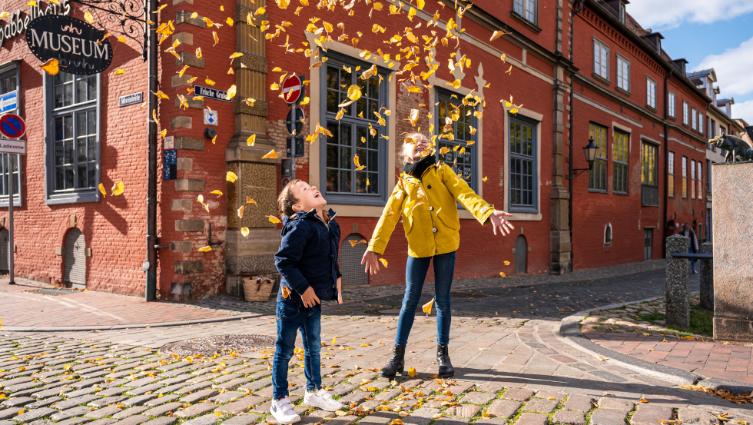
[712,163,753,341]
[665,235,690,329]
[699,242,713,310]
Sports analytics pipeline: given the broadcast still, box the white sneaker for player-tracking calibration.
[270,397,301,424]
[303,389,343,411]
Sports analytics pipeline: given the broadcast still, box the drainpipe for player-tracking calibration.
[567,2,577,271]
[145,0,159,301]
[662,70,671,259]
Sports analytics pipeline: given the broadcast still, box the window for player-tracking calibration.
[322,54,388,204]
[508,115,538,213]
[593,39,609,80]
[697,162,702,199]
[641,142,658,206]
[604,223,613,246]
[681,156,687,198]
[668,92,676,118]
[709,118,716,138]
[588,123,608,191]
[513,0,538,25]
[646,78,656,108]
[683,101,689,125]
[690,159,696,199]
[616,56,630,91]
[668,152,675,198]
[46,72,100,204]
[698,113,704,134]
[612,129,629,193]
[0,64,21,207]
[618,2,626,23]
[706,159,712,194]
[435,88,479,190]
[691,108,697,130]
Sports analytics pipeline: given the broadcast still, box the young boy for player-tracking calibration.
[271,179,344,424]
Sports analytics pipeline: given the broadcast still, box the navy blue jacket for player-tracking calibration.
[274,208,341,303]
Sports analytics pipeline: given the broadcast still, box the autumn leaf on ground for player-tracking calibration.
[379,258,388,268]
[226,171,238,183]
[422,298,434,315]
[407,367,417,378]
[638,396,649,403]
[111,181,125,196]
[41,58,60,75]
[261,149,280,159]
[267,215,281,224]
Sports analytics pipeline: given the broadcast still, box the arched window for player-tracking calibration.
[604,223,613,246]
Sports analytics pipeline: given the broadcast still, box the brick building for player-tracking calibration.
[0,0,741,299]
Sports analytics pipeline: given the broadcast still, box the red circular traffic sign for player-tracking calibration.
[0,114,26,139]
[281,74,303,104]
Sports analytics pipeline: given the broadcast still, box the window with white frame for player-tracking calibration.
[513,0,538,25]
[698,113,704,134]
[322,53,388,204]
[612,129,629,194]
[0,64,21,207]
[697,162,702,200]
[681,156,687,198]
[508,115,538,213]
[646,78,656,108]
[593,39,609,80]
[668,92,675,117]
[588,123,608,192]
[691,108,697,130]
[46,72,100,204]
[668,151,675,198]
[683,101,689,125]
[616,56,630,91]
[690,159,696,199]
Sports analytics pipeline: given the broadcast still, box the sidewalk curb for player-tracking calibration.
[1,312,263,332]
[560,297,753,394]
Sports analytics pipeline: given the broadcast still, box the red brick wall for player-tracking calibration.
[0,1,149,295]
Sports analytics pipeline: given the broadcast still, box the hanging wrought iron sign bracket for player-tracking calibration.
[69,0,148,60]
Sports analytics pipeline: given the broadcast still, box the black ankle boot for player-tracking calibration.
[381,345,406,379]
[437,344,454,378]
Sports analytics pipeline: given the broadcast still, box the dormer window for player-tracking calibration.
[618,2,626,23]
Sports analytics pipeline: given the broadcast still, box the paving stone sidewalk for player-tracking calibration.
[582,295,753,386]
[1,262,752,424]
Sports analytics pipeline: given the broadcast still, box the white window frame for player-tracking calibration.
[646,78,656,108]
[690,159,696,199]
[513,0,538,25]
[668,92,675,118]
[683,101,689,125]
[593,39,609,80]
[691,108,697,130]
[698,113,704,134]
[0,62,22,208]
[616,55,630,92]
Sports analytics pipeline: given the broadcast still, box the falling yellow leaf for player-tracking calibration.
[417,0,425,9]
[335,108,346,121]
[198,246,213,253]
[111,180,125,196]
[41,58,59,75]
[116,35,126,43]
[353,154,366,171]
[246,133,256,146]
[503,260,511,266]
[347,84,362,101]
[499,271,507,278]
[83,10,94,24]
[98,183,107,198]
[226,171,238,183]
[210,190,223,197]
[270,82,280,91]
[422,298,434,315]
[226,84,237,100]
[261,149,279,159]
[276,0,291,8]
[267,215,282,224]
[195,47,203,59]
[407,367,417,378]
[245,196,257,205]
[114,68,125,76]
[482,176,489,183]
[205,77,216,86]
[490,30,506,42]
[240,227,250,237]
[409,108,420,127]
[379,258,388,268]
[237,205,245,219]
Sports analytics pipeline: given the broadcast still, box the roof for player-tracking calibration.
[687,69,717,82]
[717,98,734,106]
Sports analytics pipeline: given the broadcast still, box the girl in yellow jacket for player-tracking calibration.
[362,132,514,379]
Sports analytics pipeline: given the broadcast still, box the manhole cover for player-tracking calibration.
[160,334,276,356]
[27,288,78,296]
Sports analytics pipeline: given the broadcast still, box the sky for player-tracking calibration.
[627,0,753,125]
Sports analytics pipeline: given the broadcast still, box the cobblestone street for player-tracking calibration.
[1,264,752,424]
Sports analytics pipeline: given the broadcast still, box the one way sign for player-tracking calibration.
[203,108,218,126]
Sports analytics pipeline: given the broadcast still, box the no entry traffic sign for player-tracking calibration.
[281,74,304,104]
[0,114,25,139]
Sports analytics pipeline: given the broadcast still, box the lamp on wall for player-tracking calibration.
[574,137,598,175]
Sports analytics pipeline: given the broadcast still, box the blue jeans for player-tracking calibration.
[272,300,322,399]
[395,251,456,346]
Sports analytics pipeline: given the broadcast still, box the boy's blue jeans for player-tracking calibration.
[395,251,456,346]
[272,300,322,400]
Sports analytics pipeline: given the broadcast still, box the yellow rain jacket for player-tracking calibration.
[368,162,494,258]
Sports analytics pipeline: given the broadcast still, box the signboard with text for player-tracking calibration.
[26,14,113,75]
[194,85,230,102]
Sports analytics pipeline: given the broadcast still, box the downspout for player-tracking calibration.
[662,70,671,259]
[145,0,159,301]
[568,1,577,271]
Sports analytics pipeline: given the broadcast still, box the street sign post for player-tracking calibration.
[282,75,304,179]
[0,113,24,286]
